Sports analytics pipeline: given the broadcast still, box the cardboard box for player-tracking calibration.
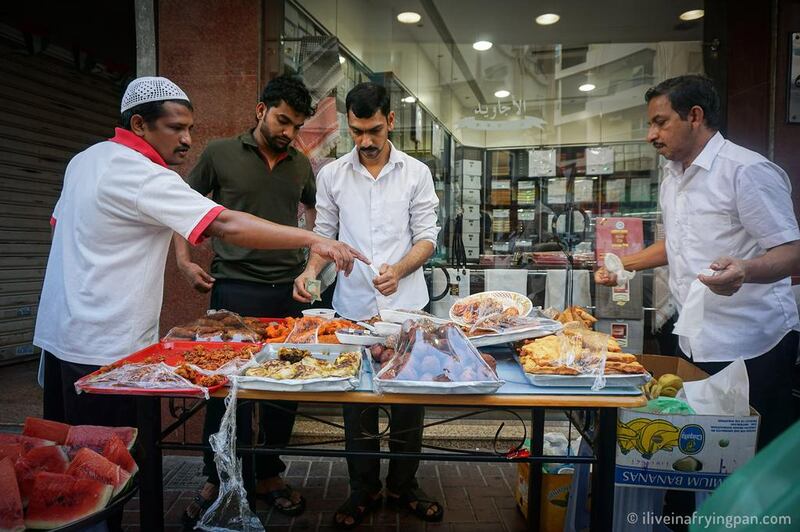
[615,355,759,491]
[462,188,481,204]
[515,463,573,531]
[463,174,482,190]
[455,159,482,176]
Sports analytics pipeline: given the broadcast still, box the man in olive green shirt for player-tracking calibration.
[174,75,315,524]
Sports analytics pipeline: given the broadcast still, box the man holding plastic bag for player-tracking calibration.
[293,82,442,528]
[595,75,800,448]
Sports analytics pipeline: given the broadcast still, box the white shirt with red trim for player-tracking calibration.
[34,130,224,366]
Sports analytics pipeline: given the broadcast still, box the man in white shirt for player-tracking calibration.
[596,75,800,447]
[35,77,366,432]
[293,82,442,528]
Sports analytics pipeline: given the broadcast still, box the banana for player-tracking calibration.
[658,373,684,390]
[636,419,679,457]
[646,428,680,456]
[660,386,679,398]
[626,418,651,433]
[617,421,637,440]
[650,383,662,399]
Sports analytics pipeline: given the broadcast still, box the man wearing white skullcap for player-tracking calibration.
[34,76,368,432]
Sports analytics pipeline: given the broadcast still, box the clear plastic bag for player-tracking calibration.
[559,328,607,390]
[74,362,211,399]
[284,316,324,343]
[375,320,499,383]
[197,379,264,532]
[163,310,262,342]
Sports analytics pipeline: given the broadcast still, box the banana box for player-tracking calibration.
[615,355,759,491]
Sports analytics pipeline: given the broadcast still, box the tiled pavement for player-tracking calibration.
[122,455,530,532]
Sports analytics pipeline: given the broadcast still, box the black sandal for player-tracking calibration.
[181,492,215,531]
[259,484,306,517]
[387,488,444,522]
[333,490,383,529]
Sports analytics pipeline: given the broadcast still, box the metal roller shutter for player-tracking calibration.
[0,31,120,363]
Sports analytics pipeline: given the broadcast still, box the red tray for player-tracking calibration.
[76,341,263,397]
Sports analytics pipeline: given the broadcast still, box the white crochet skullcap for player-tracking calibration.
[120,76,190,113]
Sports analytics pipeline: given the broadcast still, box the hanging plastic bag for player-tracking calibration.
[197,378,264,532]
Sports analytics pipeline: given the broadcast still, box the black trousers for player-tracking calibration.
[343,404,425,494]
[202,278,307,484]
[42,351,138,428]
[679,331,799,449]
[42,351,138,532]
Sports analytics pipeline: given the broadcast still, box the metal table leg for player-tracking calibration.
[590,407,617,531]
[526,407,545,531]
[137,396,164,532]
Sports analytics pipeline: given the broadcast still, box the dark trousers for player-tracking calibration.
[679,331,799,449]
[343,404,425,494]
[42,351,138,532]
[202,278,307,484]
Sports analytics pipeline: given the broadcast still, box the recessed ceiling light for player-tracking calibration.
[535,13,560,25]
[494,89,510,98]
[679,9,704,21]
[339,55,346,65]
[402,96,416,103]
[472,40,493,51]
[578,83,596,92]
[397,11,421,24]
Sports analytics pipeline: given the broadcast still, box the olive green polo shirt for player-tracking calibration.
[187,130,316,284]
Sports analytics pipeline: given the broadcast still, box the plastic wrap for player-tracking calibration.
[164,310,261,342]
[450,291,533,331]
[75,362,211,399]
[374,320,503,394]
[197,379,264,532]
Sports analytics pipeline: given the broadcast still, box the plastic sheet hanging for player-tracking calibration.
[197,378,264,532]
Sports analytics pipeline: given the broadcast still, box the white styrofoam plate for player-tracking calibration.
[335,329,385,346]
[379,309,451,325]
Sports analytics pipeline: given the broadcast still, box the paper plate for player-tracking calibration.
[449,291,533,327]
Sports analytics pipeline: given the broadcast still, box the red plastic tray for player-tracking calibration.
[76,341,263,397]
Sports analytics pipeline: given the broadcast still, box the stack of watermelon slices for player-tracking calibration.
[0,418,138,531]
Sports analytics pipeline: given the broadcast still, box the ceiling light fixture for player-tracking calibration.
[578,83,596,92]
[397,11,421,24]
[402,96,416,103]
[339,55,346,65]
[679,9,704,21]
[494,89,510,98]
[472,40,493,51]
[535,13,560,25]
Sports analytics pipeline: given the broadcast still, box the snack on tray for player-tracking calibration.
[261,317,363,344]
[450,291,533,333]
[554,305,597,329]
[164,310,261,342]
[244,351,360,380]
[182,344,259,372]
[277,347,311,363]
[376,320,499,383]
[174,364,227,387]
[518,329,645,375]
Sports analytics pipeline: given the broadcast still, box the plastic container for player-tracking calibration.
[302,308,336,319]
[373,321,402,337]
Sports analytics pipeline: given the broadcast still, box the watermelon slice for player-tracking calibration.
[23,418,70,445]
[65,448,131,498]
[0,434,55,454]
[0,457,24,532]
[102,436,138,476]
[24,472,112,530]
[14,446,70,504]
[0,444,23,463]
[64,425,137,453]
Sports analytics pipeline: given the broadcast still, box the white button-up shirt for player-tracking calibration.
[660,132,800,362]
[313,143,440,321]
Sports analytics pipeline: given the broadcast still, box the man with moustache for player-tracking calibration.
[294,82,442,528]
[173,75,318,523]
[595,75,800,448]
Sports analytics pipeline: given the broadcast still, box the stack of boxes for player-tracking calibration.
[456,158,483,261]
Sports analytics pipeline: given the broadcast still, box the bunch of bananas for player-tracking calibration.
[617,417,680,459]
[642,373,684,399]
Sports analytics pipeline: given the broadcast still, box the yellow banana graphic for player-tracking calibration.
[636,419,679,458]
